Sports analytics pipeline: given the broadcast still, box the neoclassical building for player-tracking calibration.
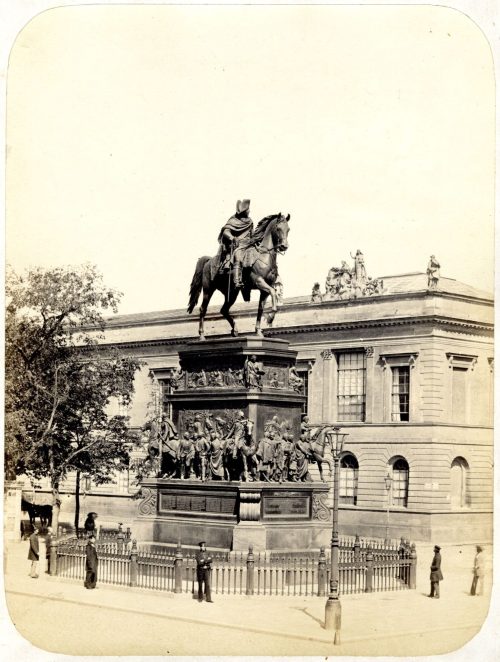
[30,269,494,544]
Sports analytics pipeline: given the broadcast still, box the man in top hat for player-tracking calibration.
[27,527,40,578]
[195,541,213,603]
[84,535,99,589]
[218,199,254,288]
[429,545,443,598]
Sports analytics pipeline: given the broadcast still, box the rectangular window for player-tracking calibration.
[337,352,366,422]
[451,367,467,424]
[340,469,358,504]
[391,366,410,422]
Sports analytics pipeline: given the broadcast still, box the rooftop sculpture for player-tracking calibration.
[311,250,384,302]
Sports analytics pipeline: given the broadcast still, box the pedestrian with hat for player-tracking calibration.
[470,545,485,596]
[27,527,40,578]
[195,541,213,603]
[84,535,99,589]
[429,545,443,598]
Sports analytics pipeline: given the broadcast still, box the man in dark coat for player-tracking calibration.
[28,528,40,578]
[84,535,99,589]
[45,526,53,574]
[195,541,213,603]
[429,545,443,598]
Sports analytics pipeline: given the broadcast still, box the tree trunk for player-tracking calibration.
[51,480,61,535]
[74,471,81,532]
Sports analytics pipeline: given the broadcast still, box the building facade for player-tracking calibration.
[29,271,493,544]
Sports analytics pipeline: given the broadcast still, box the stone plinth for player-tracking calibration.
[169,336,305,444]
[134,479,331,551]
[136,336,329,550]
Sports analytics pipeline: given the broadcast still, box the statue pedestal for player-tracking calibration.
[134,479,331,551]
[169,336,305,447]
[137,336,331,551]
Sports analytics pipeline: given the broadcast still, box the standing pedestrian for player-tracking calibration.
[84,535,99,589]
[470,545,485,596]
[429,545,443,598]
[28,528,40,578]
[45,526,53,574]
[195,541,213,603]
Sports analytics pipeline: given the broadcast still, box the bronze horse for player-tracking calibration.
[306,426,334,482]
[223,419,257,481]
[188,213,290,340]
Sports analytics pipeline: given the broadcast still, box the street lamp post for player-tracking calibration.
[324,426,348,645]
[384,473,393,544]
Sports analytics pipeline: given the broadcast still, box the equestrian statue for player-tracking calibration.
[187,199,290,340]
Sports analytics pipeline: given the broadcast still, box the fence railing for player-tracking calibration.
[55,536,417,597]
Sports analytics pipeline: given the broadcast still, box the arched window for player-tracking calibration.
[450,457,470,508]
[390,457,409,508]
[340,453,359,505]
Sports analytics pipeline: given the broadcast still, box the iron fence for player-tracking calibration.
[55,535,417,597]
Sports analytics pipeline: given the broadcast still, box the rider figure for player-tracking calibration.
[225,410,251,459]
[218,199,254,288]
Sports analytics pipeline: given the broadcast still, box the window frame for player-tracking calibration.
[389,457,410,508]
[339,452,359,505]
[380,353,418,423]
[336,350,367,423]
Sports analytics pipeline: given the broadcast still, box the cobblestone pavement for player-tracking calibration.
[2,539,496,658]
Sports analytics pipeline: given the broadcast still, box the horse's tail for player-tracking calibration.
[187,256,210,314]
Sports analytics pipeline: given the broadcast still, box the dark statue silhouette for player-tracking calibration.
[187,213,290,340]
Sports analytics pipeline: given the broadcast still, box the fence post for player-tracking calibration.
[49,538,58,576]
[365,545,373,592]
[409,543,417,589]
[174,543,183,594]
[125,527,131,543]
[129,539,138,587]
[317,546,327,596]
[354,534,361,565]
[117,523,125,553]
[246,545,255,596]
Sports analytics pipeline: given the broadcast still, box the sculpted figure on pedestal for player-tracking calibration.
[208,430,226,480]
[311,282,323,302]
[289,366,304,393]
[170,366,185,390]
[244,355,265,389]
[427,255,440,290]
[177,432,195,479]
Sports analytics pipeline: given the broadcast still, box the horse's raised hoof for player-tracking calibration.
[266,314,275,326]
[231,329,239,337]
[199,334,206,342]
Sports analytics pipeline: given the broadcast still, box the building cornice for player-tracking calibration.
[100,314,493,352]
[102,288,493,332]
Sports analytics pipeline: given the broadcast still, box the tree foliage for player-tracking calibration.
[5,264,142,526]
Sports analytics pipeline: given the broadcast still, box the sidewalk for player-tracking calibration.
[3,538,493,656]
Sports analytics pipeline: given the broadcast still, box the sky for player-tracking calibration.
[6,4,495,315]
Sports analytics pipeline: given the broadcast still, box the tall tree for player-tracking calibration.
[5,264,141,531]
